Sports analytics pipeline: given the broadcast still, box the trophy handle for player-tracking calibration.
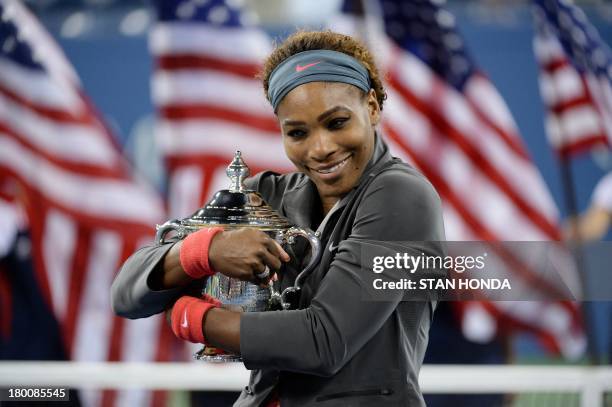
[155,219,186,245]
[278,227,322,310]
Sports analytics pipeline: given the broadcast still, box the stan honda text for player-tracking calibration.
[373,278,512,290]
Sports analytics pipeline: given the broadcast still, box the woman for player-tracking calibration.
[112,30,445,406]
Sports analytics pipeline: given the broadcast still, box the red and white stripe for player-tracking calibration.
[534,28,612,156]
[0,2,170,406]
[382,39,584,358]
[150,22,293,218]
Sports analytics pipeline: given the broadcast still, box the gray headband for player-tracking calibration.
[267,49,371,111]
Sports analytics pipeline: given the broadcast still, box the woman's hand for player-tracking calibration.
[209,228,290,284]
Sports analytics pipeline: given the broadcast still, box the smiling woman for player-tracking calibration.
[111,30,446,406]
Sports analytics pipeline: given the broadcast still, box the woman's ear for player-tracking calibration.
[367,89,381,126]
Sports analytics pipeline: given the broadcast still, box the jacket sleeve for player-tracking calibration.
[110,241,186,319]
[240,169,446,376]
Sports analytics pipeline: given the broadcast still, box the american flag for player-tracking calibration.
[335,0,585,358]
[150,0,293,219]
[0,1,170,406]
[533,0,612,157]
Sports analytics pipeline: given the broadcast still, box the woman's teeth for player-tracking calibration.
[315,156,350,174]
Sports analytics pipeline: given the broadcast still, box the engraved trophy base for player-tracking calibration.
[194,346,242,363]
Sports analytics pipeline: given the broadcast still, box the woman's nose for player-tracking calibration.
[308,131,337,162]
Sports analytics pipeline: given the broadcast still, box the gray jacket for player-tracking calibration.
[111,134,446,406]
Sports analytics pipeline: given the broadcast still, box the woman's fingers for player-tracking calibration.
[252,261,273,287]
[252,235,290,285]
[258,247,282,273]
[276,240,291,262]
[262,236,291,263]
[209,229,290,283]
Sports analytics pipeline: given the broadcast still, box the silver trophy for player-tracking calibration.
[155,151,322,362]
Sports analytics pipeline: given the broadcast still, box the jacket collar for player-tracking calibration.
[282,131,393,231]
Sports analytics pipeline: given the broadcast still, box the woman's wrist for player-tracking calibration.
[170,295,221,344]
[203,307,242,354]
[179,227,224,279]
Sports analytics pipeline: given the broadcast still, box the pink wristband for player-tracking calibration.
[170,295,218,344]
[179,227,224,279]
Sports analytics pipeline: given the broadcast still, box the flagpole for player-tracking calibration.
[558,155,599,365]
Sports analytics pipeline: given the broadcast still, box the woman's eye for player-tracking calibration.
[287,129,306,138]
[328,117,348,129]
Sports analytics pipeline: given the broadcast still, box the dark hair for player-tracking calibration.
[259,30,387,110]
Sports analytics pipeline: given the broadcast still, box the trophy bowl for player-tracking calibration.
[155,151,322,362]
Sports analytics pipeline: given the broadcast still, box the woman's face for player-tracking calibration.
[276,82,380,205]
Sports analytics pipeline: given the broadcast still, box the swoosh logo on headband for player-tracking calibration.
[295,61,321,72]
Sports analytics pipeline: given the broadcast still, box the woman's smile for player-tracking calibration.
[308,153,352,180]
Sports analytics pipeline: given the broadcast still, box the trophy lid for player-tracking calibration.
[181,151,292,230]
